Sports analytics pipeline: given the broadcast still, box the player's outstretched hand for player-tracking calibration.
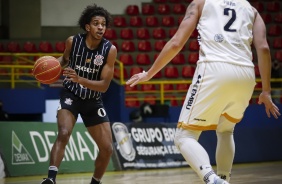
[258,91,280,119]
[126,71,151,87]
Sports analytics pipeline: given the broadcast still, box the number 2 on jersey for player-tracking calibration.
[224,8,236,32]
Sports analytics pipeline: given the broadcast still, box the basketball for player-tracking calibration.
[32,56,62,84]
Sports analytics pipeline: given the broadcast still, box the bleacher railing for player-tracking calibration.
[0,53,281,104]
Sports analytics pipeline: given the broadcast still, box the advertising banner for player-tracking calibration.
[0,122,115,176]
[111,122,187,170]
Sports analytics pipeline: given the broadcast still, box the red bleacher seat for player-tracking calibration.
[171,53,185,65]
[157,4,171,14]
[137,28,150,39]
[104,29,117,40]
[191,29,199,38]
[164,66,179,78]
[55,41,65,53]
[0,55,13,64]
[274,12,282,23]
[146,16,159,27]
[273,38,282,49]
[120,28,134,39]
[129,16,143,27]
[154,40,167,51]
[39,41,53,53]
[162,16,175,27]
[251,2,264,12]
[144,95,157,105]
[153,27,166,39]
[7,41,20,52]
[268,25,281,37]
[136,53,151,65]
[126,5,139,15]
[173,4,186,14]
[125,84,138,92]
[142,4,155,15]
[111,41,118,50]
[114,68,128,79]
[113,16,127,27]
[188,52,199,64]
[125,96,140,107]
[23,41,38,53]
[260,13,272,24]
[274,51,282,62]
[169,27,177,38]
[153,71,163,78]
[138,41,152,52]
[121,41,135,52]
[266,2,280,12]
[119,54,134,65]
[164,84,174,91]
[254,65,260,77]
[165,95,178,106]
[178,16,184,25]
[176,83,190,91]
[130,66,143,76]
[182,66,195,78]
[188,40,200,51]
[141,84,157,91]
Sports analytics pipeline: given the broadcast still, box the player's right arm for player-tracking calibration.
[252,8,280,119]
[58,36,73,68]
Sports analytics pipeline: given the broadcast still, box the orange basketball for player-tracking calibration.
[32,56,62,84]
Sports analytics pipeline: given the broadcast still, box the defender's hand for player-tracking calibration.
[258,91,280,119]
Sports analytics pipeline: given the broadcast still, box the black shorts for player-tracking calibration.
[59,88,109,127]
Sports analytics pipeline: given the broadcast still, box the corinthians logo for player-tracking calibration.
[112,122,136,161]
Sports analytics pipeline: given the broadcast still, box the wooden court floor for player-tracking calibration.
[1,161,282,184]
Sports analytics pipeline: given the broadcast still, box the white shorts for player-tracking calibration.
[178,61,256,131]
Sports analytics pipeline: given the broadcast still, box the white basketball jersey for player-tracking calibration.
[197,0,255,66]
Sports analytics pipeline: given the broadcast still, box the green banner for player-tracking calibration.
[0,122,114,176]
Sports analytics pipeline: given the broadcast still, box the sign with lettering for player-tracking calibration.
[0,122,114,176]
[111,122,187,169]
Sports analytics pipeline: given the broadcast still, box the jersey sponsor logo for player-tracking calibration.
[214,34,224,42]
[186,75,201,110]
[94,55,104,66]
[64,98,73,105]
[75,65,99,74]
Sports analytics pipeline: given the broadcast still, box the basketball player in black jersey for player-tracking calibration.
[41,4,117,184]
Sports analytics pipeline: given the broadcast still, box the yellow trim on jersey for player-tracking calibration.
[177,113,241,131]
[221,113,242,123]
[177,122,217,131]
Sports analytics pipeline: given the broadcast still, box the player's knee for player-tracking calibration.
[57,128,72,142]
[100,144,113,157]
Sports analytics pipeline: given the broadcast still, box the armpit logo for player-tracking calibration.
[186,75,201,110]
[214,34,224,42]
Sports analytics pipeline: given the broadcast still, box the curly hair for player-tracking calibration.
[78,4,112,31]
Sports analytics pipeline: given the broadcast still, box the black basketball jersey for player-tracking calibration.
[63,33,112,99]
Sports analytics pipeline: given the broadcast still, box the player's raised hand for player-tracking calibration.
[258,91,280,119]
[126,71,151,87]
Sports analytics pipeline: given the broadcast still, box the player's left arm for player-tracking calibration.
[64,45,117,92]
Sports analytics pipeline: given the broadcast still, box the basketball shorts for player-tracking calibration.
[178,61,256,131]
[58,88,110,127]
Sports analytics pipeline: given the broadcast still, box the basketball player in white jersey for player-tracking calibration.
[126,0,280,183]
